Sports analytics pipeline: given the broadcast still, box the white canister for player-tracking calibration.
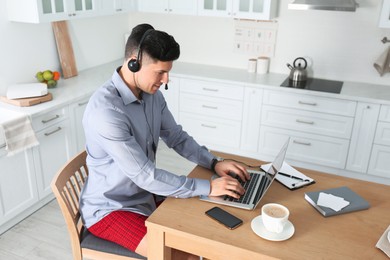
[248,58,257,73]
[257,56,270,74]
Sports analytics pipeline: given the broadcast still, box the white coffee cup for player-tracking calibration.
[261,203,289,233]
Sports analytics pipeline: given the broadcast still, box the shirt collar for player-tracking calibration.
[112,67,139,105]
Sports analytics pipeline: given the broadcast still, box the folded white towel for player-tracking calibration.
[374,46,390,76]
[1,114,39,156]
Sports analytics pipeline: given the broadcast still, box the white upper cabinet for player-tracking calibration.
[379,0,390,28]
[138,0,198,15]
[198,0,277,20]
[7,0,99,23]
[100,0,137,15]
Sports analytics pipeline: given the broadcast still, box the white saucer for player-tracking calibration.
[387,230,390,243]
[251,215,295,241]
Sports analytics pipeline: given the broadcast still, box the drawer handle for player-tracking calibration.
[78,101,89,106]
[44,127,62,136]
[0,143,6,149]
[202,105,218,110]
[293,140,311,146]
[298,101,317,106]
[296,119,314,125]
[202,87,219,92]
[201,123,217,129]
[42,115,60,124]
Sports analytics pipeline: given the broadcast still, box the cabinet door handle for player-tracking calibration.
[44,127,62,136]
[298,101,317,106]
[0,143,6,149]
[296,119,314,125]
[41,115,60,124]
[202,105,218,110]
[201,123,217,129]
[78,101,88,106]
[202,87,219,92]
[293,140,311,146]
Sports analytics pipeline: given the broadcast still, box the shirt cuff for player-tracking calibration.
[193,178,211,196]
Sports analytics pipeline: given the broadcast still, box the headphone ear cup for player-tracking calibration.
[128,59,140,73]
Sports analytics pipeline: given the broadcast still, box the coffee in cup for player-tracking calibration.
[261,203,289,233]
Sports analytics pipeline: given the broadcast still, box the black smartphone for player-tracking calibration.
[205,206,243,230]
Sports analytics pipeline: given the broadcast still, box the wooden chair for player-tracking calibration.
[51,150,145,260]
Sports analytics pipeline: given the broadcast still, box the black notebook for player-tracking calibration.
[305,186,370,217]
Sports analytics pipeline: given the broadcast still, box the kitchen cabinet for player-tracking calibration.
[69,96,89,153]
[7,0,101,23]
[178,79,244,153]
[160,76,180,123]
[138,0,198,15]
[368,105,390,177]
[260,90,356,169]
[32,107,73,200]
[240,87,262,153]
[346,102,380,173]
[379,0,390,28]
[198,0,277,20]
[100,0,137,15]
[0,148,38,234]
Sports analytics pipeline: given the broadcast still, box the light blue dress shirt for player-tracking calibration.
[79,68,214,228]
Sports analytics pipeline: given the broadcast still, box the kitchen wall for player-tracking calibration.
[129,0,389,86]
[0,0,388,96]
[0,4,129,95]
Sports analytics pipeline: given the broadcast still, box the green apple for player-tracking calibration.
[35,71,45,82]
[43,70,53,81]
[47,79,57,88]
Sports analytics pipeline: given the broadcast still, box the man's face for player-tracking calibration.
[135,58,172,95]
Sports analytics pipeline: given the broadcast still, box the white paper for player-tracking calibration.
[261,162,314,189]
[317,192,350,212]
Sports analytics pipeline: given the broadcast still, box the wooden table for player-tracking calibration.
[146,152,390,260]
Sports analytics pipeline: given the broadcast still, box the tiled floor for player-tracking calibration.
[0,142,196,260]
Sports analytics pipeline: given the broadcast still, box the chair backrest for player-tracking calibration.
[51,150,88,260]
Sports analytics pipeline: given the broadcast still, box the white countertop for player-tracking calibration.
[0,59,389,146]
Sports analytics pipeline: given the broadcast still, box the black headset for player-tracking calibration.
[128,29,154,73]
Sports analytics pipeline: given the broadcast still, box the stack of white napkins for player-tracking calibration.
[376,225,390,258]
[317,192,350,212]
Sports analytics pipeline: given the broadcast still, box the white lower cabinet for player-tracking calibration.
[0,148,38,234]
[32,106,73,201]
[70,96,89,153]
[346,102,380,173]
[368,105,390,178]
[259,126,350,169]
[161,76,180,122]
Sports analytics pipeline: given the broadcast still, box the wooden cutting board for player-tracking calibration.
[0,93,53,107]
[52,21,78,79]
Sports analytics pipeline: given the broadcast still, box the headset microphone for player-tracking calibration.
[165,84,168,90]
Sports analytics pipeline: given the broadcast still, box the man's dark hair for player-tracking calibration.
[125,23,180,62]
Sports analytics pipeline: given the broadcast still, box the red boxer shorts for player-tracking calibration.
[88,210,147,252]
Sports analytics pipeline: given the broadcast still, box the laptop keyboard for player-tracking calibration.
[224,171,263,204]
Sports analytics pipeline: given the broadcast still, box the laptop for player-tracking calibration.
[200,138,289,210]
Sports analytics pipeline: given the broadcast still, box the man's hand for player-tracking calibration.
[209,160,250,199]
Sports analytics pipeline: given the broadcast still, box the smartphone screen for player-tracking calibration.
[205,206,243,229]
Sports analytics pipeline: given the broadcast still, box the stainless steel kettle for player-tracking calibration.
[287,57,307,82]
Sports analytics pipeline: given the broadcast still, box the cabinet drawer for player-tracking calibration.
[368,145,390,178]
[259,126,349,169]
[179,113,241,148]
[374,122,390,146]
[263,90,356,117]
[180,93,243,120]
[180,79,244,101]
[261,105,353,139]
[32,107,68,132]
[379,105,390,122]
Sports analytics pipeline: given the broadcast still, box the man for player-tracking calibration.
[79,23,249,259]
